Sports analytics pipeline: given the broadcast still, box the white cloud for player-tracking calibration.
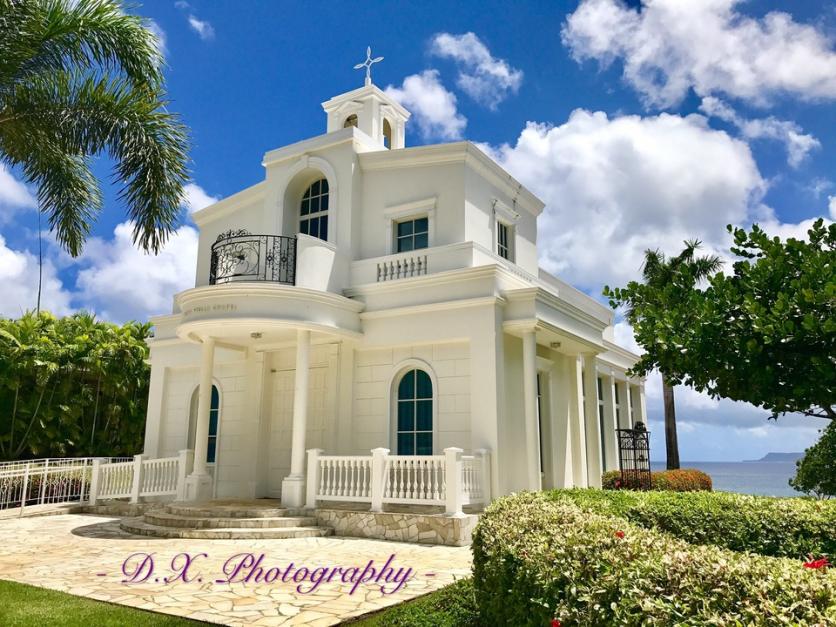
[183,183,218,213]
[699,97,819,167]
[830,196,836,221]
[385,70,467,141]
[0,164,37,221]
[74,222,198,322]
[562,0,836,108]
[485,108,766,290]
[0,233,73,318]
[430,32,523,109]
[187,15,215,41]
[146,19,167,57]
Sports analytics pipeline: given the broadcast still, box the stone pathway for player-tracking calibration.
[0,513,472,625]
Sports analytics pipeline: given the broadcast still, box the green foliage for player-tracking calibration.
[473,492,836,626]
[0,311,151,459]
[791,421,836,498]
[549,489,836,559]
[0,0,189,255]
[350,579,478,627]
[601,468,712,491]
[605,219,836,421]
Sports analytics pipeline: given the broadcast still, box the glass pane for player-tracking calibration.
[397,221,413,236]
[319,216,328,241]
[309,217,319,239]
[398,370,415,399]
[416,400,432,430]
[310,195,320,214]
[415,217,428,233]
[597,377,603,400]
[208,410,218,435]
[397,236,413,253]
[211,385,219,408]
[300,219,309,235]
[397,433,414,455]
[320,179,329,194]
[398,402,414,431]
[416,433,433,455]
[414,232,428,250]
[311,180,320,196]
[302,187,310,200]
[320,193,329,212]
[300,198,309,216]
[207,437,216,463]
[416,370,432,398]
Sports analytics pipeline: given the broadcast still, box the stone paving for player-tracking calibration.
[0,513,473,625]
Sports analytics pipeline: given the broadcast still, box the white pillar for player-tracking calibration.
[281,329,311,507]
[549,357,573,488]
[141,362,167,458]
[369,447,389,512]
[305,448,323,510]
[616,379,631,429]
[185,337,215,501]
[522,330,542,491]
[634,383,648,426]
[602,374,619,471]
[568,355,588,487]
[583,355,603,488]
[444,447,464,516]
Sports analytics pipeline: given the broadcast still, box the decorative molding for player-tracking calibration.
[493,198,520,224]
[383,196,437,253]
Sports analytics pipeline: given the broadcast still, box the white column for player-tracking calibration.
[281,329,311,507]
[141,362,167,458]
[582,355,603,488]
[522,330,541,491]
[185,338,215,501]
[444,447,464,516]
[633,382,647,426]
[616,379,631,429]
[568,355,588,487]
[602,374,619,471]
[548,357,573,488]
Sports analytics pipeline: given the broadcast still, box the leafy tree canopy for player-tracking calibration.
[605,219,835,421]
[0,311,151,459]
[790,421,836,498]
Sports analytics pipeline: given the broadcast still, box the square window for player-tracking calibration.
[398,402,414,431]
[397,221,414,237]
[397,236,414,253]
[397,433,414,455]
[416,401,432,430]
[415,433,432,455]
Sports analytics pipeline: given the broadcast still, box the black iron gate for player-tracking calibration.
[617,422,651,489]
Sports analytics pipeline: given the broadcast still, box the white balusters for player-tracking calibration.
[376,254,428,282]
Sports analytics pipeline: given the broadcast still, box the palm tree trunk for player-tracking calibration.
[662,380,680,469]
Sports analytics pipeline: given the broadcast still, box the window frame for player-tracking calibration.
[299,178,330,242]
[389,360,438,456]
[394,215,430,253]
[497,220,514,260]
[383,197,437,255]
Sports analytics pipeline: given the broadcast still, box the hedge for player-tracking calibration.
[473,493,836,626]
[350,578,477,626]
[549,489,836,559]
[602,468,712,491]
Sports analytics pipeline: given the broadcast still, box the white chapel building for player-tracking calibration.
[141,70,646,509]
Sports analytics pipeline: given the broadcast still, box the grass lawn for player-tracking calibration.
[0,580,211,627]
[348,578,477,627]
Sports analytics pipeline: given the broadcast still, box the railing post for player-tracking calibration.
[18,462,31,518]
[370,448,389,513]
[129,454,145,504]
[175,449,194,501]
[444,447,464,516]
[89,459,102,506]
[305,448,323,510]
[475,449,491,504]
[38,459,49,506]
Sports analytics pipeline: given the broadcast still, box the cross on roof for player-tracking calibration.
[354,46,383,86]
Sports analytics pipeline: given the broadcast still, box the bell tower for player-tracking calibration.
[321,47,410,150]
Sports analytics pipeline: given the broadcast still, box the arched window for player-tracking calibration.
[300,178,329,241]
[396,369,433,455]
[383,118,392,149]
[188,385,220,463]
[343,114,358,128]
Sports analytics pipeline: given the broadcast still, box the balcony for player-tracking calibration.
[209,231,296,285]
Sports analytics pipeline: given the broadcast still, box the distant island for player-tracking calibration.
[744,452,803,463]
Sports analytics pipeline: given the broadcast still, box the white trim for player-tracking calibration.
[279,154,339,245]
[493,198,520,224]
[384,197,437,254]
[388,359,439,455]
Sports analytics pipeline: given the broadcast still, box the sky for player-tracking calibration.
[1,0,834,462]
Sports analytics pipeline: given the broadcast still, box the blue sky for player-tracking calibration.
[1,0,834,461]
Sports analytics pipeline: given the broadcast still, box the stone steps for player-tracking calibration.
[120,517,333,539]
[165,501,294,519]
[143,511,318,529]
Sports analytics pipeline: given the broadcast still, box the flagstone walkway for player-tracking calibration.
[0,513,472,626]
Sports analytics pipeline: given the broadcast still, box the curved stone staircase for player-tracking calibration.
[119,500,333,539]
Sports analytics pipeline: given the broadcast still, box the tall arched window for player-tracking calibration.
[188,385,220,463]
[382,119,392,149]
[300,178,329,241]
[396,369,433,455]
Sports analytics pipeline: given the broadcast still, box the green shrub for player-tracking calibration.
[602,468,712,491]
[550,488,836,559]
[473,493,836,626]
[350,578,477,626]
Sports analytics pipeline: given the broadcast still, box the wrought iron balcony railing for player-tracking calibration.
[209,230,296,285]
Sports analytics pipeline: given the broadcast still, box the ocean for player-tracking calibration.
[650,461,803,497]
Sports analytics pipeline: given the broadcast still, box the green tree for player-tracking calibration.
[604,242,722,469]
[0,0,189,260]
[0,311,151,459]
[790,421,836,498]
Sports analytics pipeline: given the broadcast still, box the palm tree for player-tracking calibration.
[0,0,188,271]
[636,241,722,469]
